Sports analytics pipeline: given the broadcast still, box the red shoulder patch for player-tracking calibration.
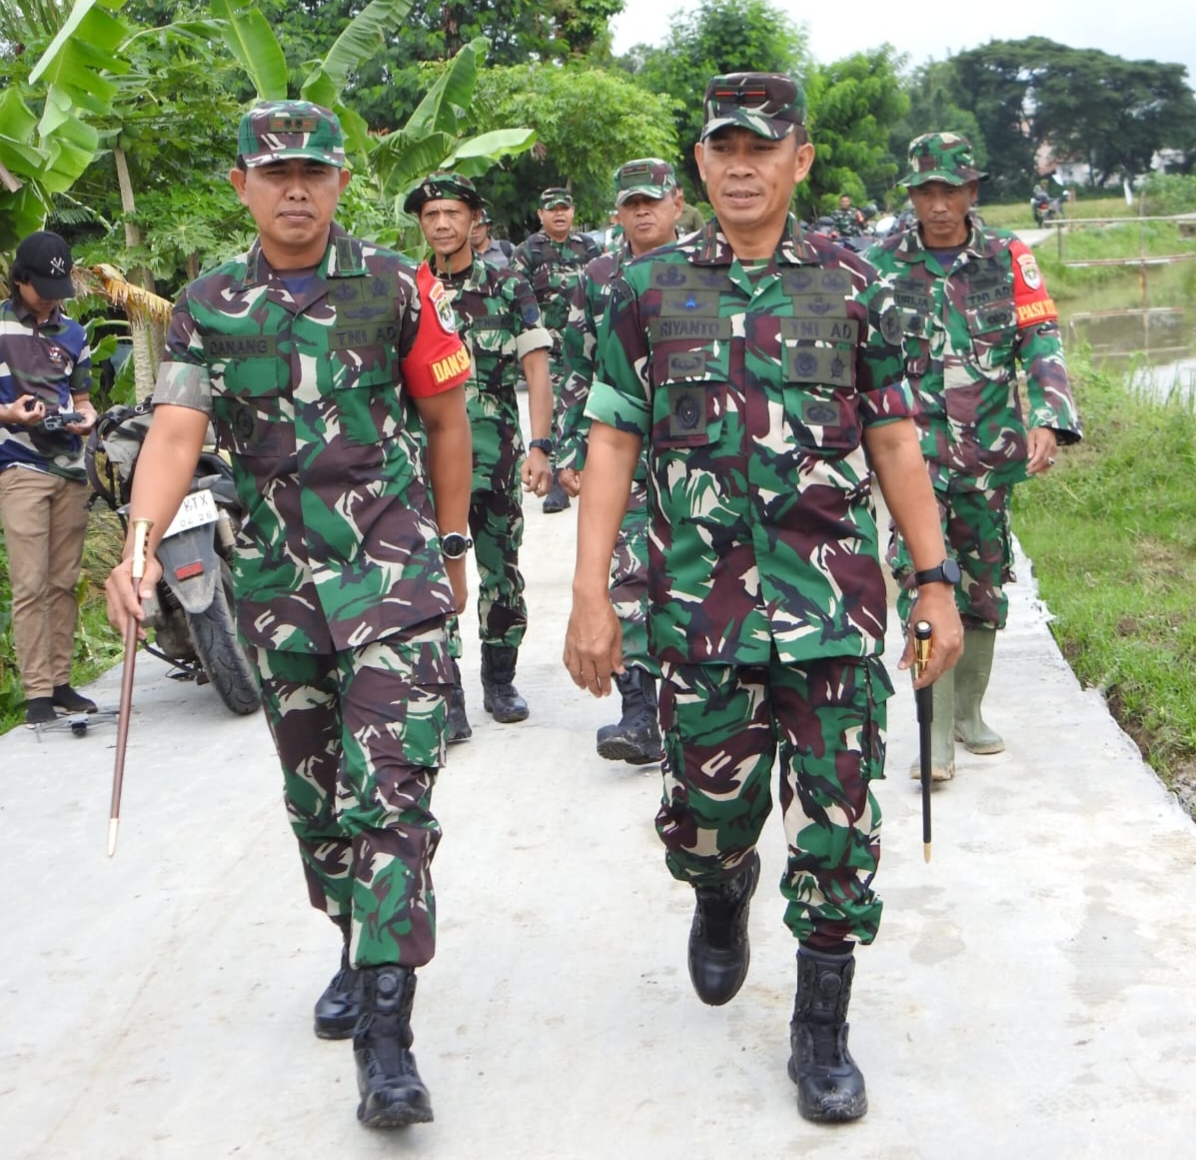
[1009,240,1057,327]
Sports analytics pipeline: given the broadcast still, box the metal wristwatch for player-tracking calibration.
[528,437,554,456]
[440,532,473,560]
[914,558,962,587]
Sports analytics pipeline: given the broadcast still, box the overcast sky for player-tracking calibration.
[610,1,1196,92]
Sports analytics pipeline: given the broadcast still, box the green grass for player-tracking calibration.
[980,195,1136,231]
[0,506,126,734]
[1013,351,1196,785]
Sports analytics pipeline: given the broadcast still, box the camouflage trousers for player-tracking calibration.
[890,484,1014,630]
[448,413,527,656]
[655,652,893,947]
[245,621,451,968]
[611,477,653,672]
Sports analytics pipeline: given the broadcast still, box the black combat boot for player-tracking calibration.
[542,470,571,513]
[314,915,361,1040]
[354,965,434,1128]
[788,946,868,1123]
[446,659,472,744]
[480,644,529,723]
[687,850,761,1006]
[595,667,663,765]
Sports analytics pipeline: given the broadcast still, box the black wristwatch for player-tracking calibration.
[440,532,473,560]
[528,437,554,456]
[914,558,962,587]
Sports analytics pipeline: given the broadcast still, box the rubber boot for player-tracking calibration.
[542,470,571,514]
[354,965,434,1128]
[788,946,868,1123]
[446,659,472,744]
[595,667,663,765]
[954,627,1005,754]
[314,916,361,1039]
[687,851,761,1006]
[909,668,955,782]
[480,644,529,723]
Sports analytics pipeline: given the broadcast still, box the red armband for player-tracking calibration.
[1010,240,1058,328]
[402,261,471,397]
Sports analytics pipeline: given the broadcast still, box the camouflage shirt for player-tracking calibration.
[511,230,601,355]
[153,224,472,654]
[436,253,551,456]
[0,296,92,481]
[587,216,914,667]
[866,219,1081,493]
[557,239,636,474]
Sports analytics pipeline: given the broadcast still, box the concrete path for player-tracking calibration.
[3,425,1195,1158]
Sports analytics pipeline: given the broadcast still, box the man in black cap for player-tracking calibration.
[405,171,555,738]
[470,211,514,270]
[511,187,600,513]
[0,230,98,726]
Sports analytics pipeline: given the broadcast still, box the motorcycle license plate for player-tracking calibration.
[164,488,218,538]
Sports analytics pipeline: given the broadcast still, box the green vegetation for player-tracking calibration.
[1013,351,1196,792]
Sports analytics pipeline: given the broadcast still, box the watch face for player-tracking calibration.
[442,533,469,559]
[942,558,962,584]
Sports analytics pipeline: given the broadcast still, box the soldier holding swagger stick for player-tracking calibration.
[104,102,472,1131]
[564,73,962,1123]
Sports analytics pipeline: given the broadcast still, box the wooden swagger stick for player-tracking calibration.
[108,518,154,858]
[913,620,934,864]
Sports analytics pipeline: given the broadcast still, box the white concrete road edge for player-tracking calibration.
[3,406,1194,1158]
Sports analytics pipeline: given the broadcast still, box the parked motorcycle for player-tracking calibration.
[86,401,261,716]
[1032,187,1070,227]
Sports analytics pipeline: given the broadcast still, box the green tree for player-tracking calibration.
[803,46,908,219]
[471,62,679,235]
[623,0,809,195]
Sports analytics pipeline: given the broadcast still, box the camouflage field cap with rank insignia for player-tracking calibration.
[402,170,485,215]
[700,72,806,141]
[613,158,677,207]
[902,132,989,187]
[540,187,573,209]
[237,100,345,169]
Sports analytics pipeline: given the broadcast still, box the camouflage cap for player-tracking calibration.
[613,158,677,207]
[540,187,573,209]
[902,132,988,186]
[402,170,485,215]
[237,100,345,169]
[700,73,805,142]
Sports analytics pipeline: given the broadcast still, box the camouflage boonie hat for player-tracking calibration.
[701,73,805,141]
[613,158,677,207]
[237,101,345,169]
[402,170,485,214]
[902,132,988,186]
[540,187,573,209]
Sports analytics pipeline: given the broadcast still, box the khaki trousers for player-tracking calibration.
[0,467,90,699]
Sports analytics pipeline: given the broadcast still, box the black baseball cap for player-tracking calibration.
[13,231,76,300]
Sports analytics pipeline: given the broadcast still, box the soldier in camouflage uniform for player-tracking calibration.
[406,172,555,737]
[104,102,473,1131]
[830,195,866,238]
[511,187,601,513]
[564,74,963,1124]
[866,133,1081,781]
[557,158,683,765]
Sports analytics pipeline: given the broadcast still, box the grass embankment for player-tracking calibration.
[1013,351,1196,808]
[981,195,1135,231]
[0,506,125,734]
